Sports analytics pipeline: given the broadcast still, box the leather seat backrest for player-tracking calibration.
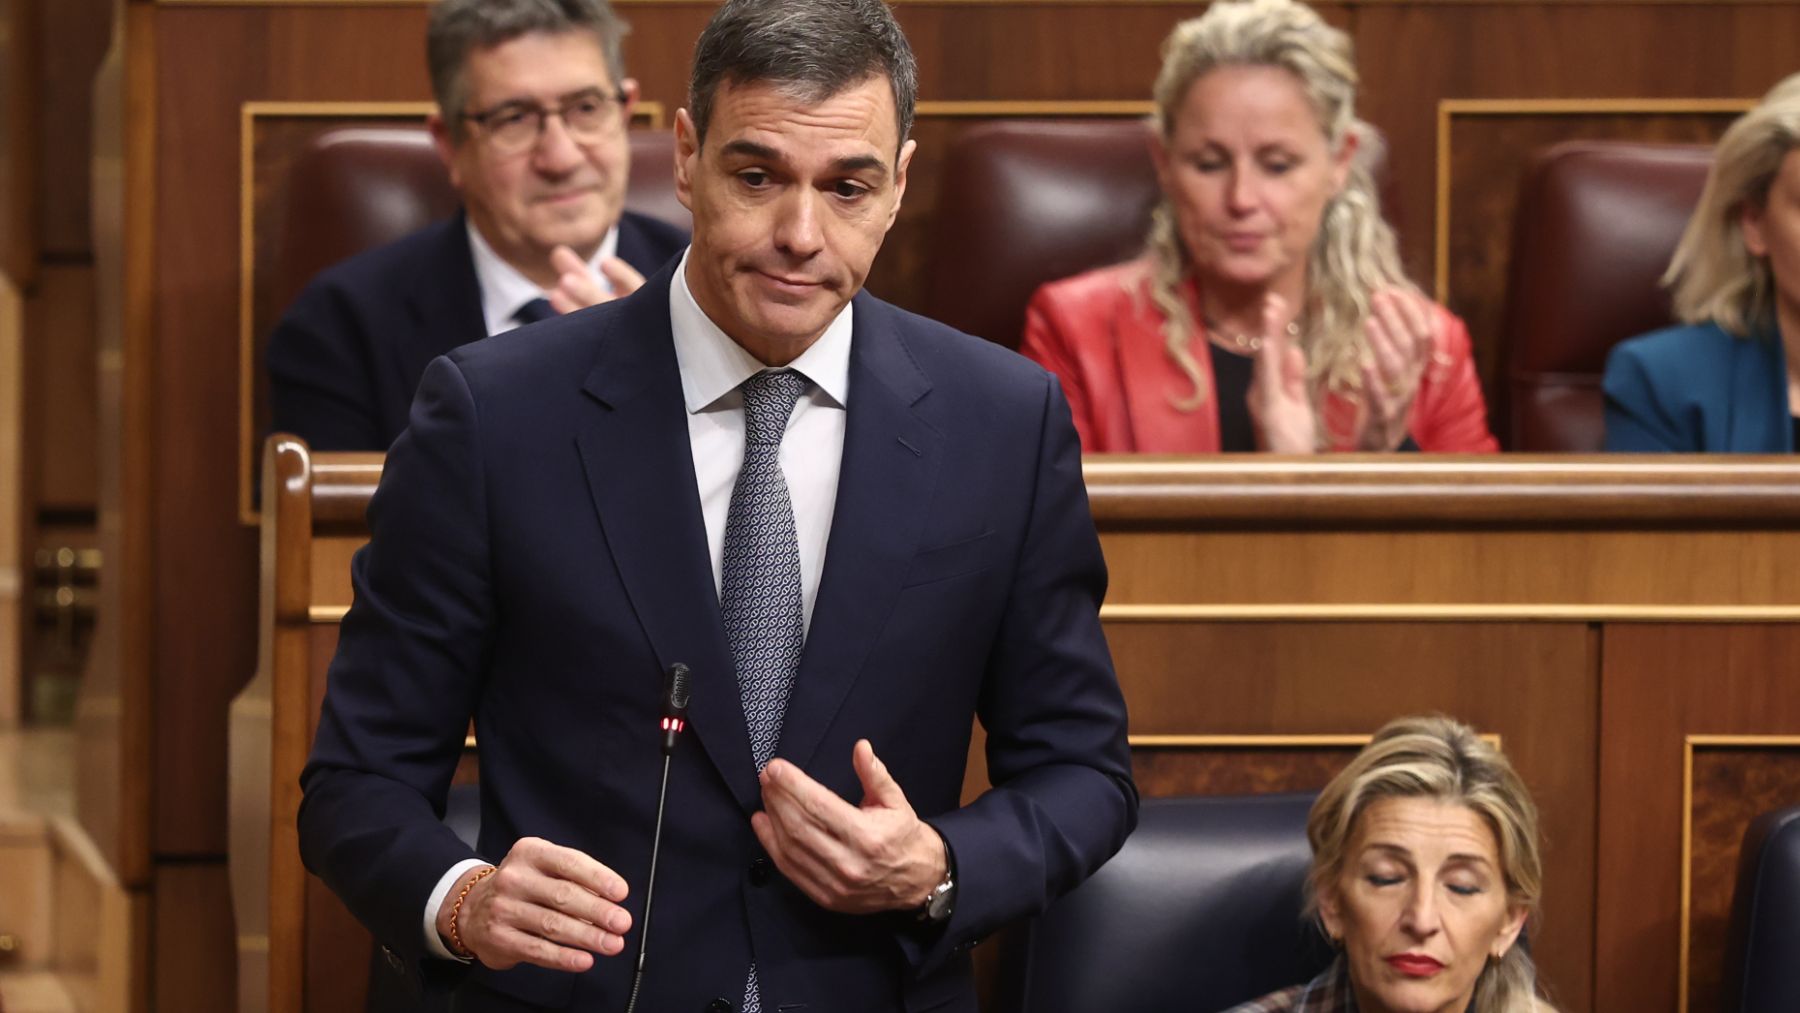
[1720,804,1800,1013]
[1499,140,1713,450]
[994,793,1332,1013]
[923,118,1162,349]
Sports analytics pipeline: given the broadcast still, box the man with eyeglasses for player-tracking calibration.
[267,0,688,452]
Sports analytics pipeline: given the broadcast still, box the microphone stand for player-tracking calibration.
[624,663,690,1013]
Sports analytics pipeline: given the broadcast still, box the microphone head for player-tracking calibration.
[660,664,693,753]
[664,663,691,716]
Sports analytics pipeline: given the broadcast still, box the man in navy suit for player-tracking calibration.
[267,0,688,452]
[298,1,1137,1010]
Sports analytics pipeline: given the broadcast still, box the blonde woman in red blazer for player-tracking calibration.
[1022,0,1497,455]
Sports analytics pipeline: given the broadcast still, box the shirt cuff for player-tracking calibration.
[423,858,494,962]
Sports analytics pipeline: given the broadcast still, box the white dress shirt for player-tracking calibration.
[422,246,852,959]
[466,218,620,337]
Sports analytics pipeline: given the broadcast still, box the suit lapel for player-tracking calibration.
[1728,328,1790,452]
[573,268,759,811]
[404,215,489,372]
[777,296,945,770]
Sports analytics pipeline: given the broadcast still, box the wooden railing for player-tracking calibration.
[232,446,1800,1013]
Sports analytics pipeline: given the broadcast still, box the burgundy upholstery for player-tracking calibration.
[268,125,688,316]
[1500,141,1713,451]
[924,119,1161,350]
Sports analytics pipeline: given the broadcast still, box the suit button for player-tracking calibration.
[748,857,772,886]
[707,1000,733,1012]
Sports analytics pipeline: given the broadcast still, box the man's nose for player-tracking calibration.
[773,189,825,258]
[531,113,587,176]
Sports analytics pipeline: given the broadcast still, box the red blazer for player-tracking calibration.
[1020,257,1499,453]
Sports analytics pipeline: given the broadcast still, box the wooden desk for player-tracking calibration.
[232,447,1800,1013]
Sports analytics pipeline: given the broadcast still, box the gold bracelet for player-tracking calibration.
[448,865,497,960]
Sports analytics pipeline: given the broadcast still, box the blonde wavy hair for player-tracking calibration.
[1307,715,1550,1013]
[1666,72,1800,336]
[1146,0,1411,427]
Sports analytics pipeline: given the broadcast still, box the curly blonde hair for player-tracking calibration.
[1666,72,1800,336]
[1308,715,1550,1013]
[1145,0,1411,429]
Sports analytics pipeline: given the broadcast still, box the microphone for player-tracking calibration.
[624,663,692,1013]
[659,662,691,754]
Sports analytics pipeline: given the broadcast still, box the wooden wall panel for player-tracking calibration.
[26,266,100,512]
[1133,744,1358,797]
[1354,3,1800,282]
[151,862,235,1013]
[1597,626,1800,1013]
[38,0,113,258]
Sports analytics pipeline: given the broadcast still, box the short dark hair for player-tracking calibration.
[427,0,629,141]
[688,0,917,151]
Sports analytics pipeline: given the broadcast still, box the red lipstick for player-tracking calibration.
[1385,953,1444,977]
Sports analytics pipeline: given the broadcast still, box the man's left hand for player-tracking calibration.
[752,739,946,915]
[546,246,647,314]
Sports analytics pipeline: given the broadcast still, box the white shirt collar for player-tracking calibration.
[668,247,852,414]
[466,217,620,337]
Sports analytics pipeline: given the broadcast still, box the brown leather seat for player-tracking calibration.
[923,119,1161,350]
[1499,140,1713,451]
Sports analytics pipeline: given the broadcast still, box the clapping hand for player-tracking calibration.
[546,245,648,314]
[1245,293,1315,453]
[1356,287,1439,451]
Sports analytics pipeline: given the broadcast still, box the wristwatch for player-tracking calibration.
[918,834,957,923]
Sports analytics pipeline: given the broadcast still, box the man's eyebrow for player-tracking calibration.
[719,139,782,162]
[832,154,890,179]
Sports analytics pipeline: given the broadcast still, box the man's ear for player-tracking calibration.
[1742,201,1770,257]
[428,111,464,189]
[886,138,918,229]
[674,108,699,212]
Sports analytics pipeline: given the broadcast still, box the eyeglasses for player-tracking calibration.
[460,88,628,154]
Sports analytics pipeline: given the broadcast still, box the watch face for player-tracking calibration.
[926,881,956,922]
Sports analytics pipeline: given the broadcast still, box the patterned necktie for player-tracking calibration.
[720,369,807,1013]
[512,297,556,326]
[721,369,808,770]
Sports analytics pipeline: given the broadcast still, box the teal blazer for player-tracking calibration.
[1602,320,1793,452]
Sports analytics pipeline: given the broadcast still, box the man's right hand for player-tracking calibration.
[435,837,632,972]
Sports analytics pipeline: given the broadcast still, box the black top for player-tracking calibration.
[1210,342,1257,452]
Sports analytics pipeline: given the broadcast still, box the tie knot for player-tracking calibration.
[741,370,807,444]
[513,297,556,326]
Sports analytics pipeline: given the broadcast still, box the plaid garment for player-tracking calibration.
[1220,959,1355,1013]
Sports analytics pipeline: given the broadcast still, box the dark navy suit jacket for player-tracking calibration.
[296,263,1139,1012]
[267,209,688,452]
[1602,320,1793,452]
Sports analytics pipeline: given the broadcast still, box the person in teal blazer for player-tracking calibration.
[1604,73,1800,453]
